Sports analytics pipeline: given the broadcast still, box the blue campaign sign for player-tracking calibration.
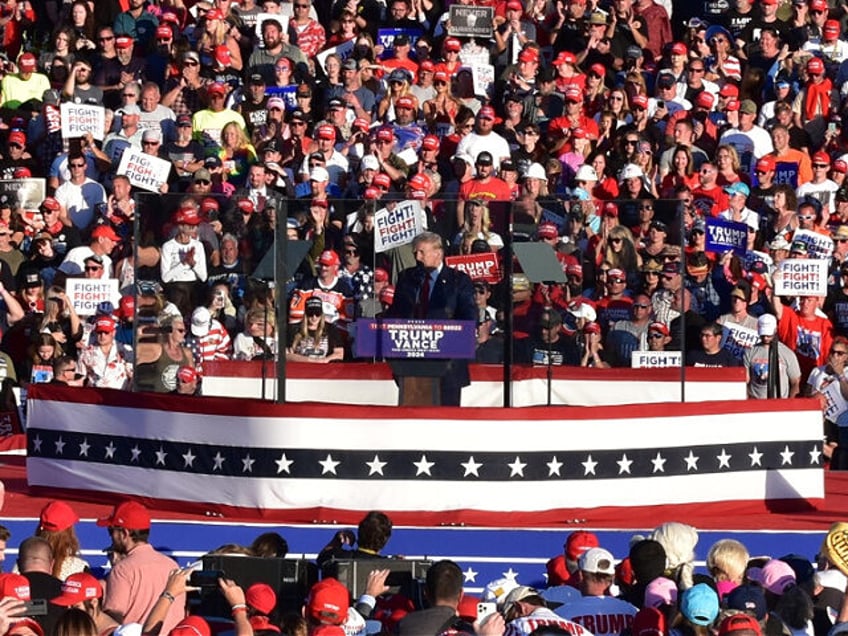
[705,217,748,256]
[355,319,477,359]
[265,85,297,109]
[377,28,423,51]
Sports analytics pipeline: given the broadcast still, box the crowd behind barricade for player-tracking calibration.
[6,3,848,429]
[0,504,847,636]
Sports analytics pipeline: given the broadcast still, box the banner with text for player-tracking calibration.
[0,178,45,213]
[721,323,760,360]
[705,217,748,256]
[445,253,501,283]
[448,5,494,38]
[60,103,105,141]
[374,200,425,253]
[774,259,828,297]
[631,351,681,368]
[116,148,171,192]
[66,278,120,316]
[377,28,422,51]
[355,319,476,359]
[791,229,834,260]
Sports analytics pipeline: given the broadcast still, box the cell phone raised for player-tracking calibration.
[189,569,225,587]
[19,599,48,617]
[477,602,497,622]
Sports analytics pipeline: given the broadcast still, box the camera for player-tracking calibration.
[190,569,225,587]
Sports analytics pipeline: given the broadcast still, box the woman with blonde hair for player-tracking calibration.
[39,287,82,357]
[36,500,89,580]
[632,140,658,197]
[377,68,414,121]
[234,307,278,360]
[453,200,504,251]
[599,88,630,129]
[286,297,343,363]
[217,121,256,188]
[600,225,641,273]
[715,144,745,186]
[135,314,195,393]
[706,539,749,587]
[196,8,243,72]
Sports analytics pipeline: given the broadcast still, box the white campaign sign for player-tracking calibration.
[774,259,829,297]
[631,351,681,368]
[721,323,760,360]
[60,103,105,141]
[791,228,834,260]
[66,278,119,316]
[116,148,172,192]
[374,200,425,253]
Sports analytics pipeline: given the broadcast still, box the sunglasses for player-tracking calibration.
[70,162,86,168]
[813,164,829,168]
[195,179,211,185]
[8,143,22,149]
[688,67,705,72]
[648,333,665,339]
[633,303,650,309]
[142,140,159,145]
[610,237,623,244]
[84,265,102,272]
[99,36,115,41]
[662,275,677,280]
[305,310,323,317]
[184,61,199,66]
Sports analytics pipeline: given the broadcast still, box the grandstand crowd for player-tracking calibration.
[0,505,847,636]
[5,0,848,412]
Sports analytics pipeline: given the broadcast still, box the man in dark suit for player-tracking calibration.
[388,232,477,405]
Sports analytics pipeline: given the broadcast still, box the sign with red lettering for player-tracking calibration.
[66,278,120,316]
[445,253,501,283]
[374,200,425,253]
[116,148,172,192]
[774,259,828,297]
[60,103,105,141]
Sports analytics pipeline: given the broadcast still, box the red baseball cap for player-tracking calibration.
[719,84,739,98]
[237,198,256,214]
[825,19,841,36]
[246,583,277,615]
[373,173,391,189]
[156,25,172,39]
[115,36,134,49]
[408,172,432,196]
[375,267,389,283]
[319,250,340,266]
[95,316,117,333]
[809,0,827,10]
[813,150,831,165]
[317,124,336,140]
[565,86,583,102]
[91,225,122,241]
[718,614,762,636]
[725,98,740,111]
[396,95,416,109]
[200,197,219,214]
[631,94,648,109]
[175,206,201,226]
[307,578,350,625]
[119,294,135,320]
[18,53,36,71]
[420,60,435,72]
[376,127,394,142]
[0,573,31,601]
[39,501,79,532]
[648,322,670,337]
[695,92,715,109]
[8,131,26,146]
[671,42,687,55]
[602,201,619,217]
[41,196,60,212]
[177,366,198,384]
[518,48,539,63]
[590,63,606,77]
[96,500,151,530]
[171,616,211,636]
[363,186,381,199]
[434,70,449,83]
[565,530,599,561]
[206,7,225,19]
[807,57,825,74]
[478,105,496,120]
[51,572,102,607]
[207,82,227,97]
[834,159,848,174]
[12,167,31,178]
[444,37,461,51]
[756,155,776,172]
[553,51,576,66]
[421,135,440,151]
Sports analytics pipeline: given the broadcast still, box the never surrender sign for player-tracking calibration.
[116,148,171,192]
[374,200,424,253]
[60,103,105,140]
[355,319,476,359]
[774,259,828,297]
[705,217,748,255]
[445,253,500,283]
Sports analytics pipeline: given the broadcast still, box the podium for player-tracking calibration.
[355,319,477,407]
[389,360,450,406]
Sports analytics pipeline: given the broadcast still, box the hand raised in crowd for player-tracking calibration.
[219,578,246,607]
[474,611,505,636]
[365,569,391,597]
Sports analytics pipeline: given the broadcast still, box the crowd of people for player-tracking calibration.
[5,0,848,418]
[0,505,846,636]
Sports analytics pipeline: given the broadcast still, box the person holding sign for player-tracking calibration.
[775,294,834,382]
[805,336,848,468]
[388,231,476,405]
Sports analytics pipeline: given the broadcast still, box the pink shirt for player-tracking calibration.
[103,543,184,634]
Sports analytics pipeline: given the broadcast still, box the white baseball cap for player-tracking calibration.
[578,547,616,575]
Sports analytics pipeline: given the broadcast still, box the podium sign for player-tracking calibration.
[355,319,476,359]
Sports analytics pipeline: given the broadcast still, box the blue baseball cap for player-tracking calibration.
[724,182,750,198]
